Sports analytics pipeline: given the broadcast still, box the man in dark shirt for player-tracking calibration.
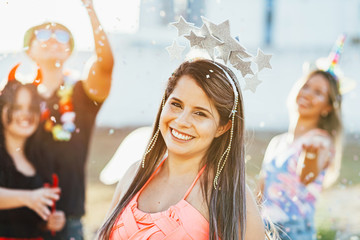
[23,0,114,238]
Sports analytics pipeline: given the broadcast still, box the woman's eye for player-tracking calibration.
[171,102,181,108]
[315,90,324,97]
[13,105,21,111]
[195,111,207,117]
[30,106,39,113]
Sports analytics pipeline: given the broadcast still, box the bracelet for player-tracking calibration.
[305,152,317,160]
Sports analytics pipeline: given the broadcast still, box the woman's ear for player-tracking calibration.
[215,120,232,138]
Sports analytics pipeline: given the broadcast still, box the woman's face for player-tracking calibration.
[296,74,332,119]
[27,26,71,63]
[2,87,39,139]
[160,75,227,159]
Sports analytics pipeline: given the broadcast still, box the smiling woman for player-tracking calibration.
[160,75,229,159]
[98,59,265,240]
[0,80,65,239]
[258,69,343,239]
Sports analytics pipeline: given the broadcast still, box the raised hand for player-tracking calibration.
[25,187,60,220]
[298,143,323,185]
[81,0,94,9]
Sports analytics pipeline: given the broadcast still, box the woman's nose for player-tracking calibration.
[175,111,192,128]
[301,87,313,98]
[15,109,33,118]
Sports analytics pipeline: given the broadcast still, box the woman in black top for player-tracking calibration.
[0,80,65,239]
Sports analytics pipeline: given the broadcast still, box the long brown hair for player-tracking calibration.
[98,59,246,239]
[288,69,343,187]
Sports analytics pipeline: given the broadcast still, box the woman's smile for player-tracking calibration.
[170,127,195,142]
[159,75,221,158]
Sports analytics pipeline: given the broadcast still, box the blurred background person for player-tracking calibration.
[0,79,65,239]
[258,67,343,239]
[22,0,114,238]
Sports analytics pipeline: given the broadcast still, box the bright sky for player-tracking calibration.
[0,0,140,52]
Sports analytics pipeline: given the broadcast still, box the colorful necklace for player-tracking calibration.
[40,75,77,141]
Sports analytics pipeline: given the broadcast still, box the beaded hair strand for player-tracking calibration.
[141,93,166,168]
[212,62,240,189]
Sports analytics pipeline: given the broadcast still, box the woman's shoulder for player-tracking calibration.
[119,161,140,194]
[107,161,140,214]
[265,132,288,151]
[116,161,140,198]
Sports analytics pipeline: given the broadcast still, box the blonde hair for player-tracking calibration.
[23,22,74,53]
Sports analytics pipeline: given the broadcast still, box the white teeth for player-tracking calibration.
[298,97,310,107]
[171,129,193,141]
[19,121,30,127]
[17,119,31,127]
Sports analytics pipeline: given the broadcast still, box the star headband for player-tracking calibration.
[166,16,272,94]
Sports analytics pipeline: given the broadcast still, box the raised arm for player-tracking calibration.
[81,0,114,102]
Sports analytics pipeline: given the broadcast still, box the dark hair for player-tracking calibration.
[98,59,246,239]
[0,80,41,162]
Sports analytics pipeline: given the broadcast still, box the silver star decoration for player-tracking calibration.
[201,16,247,64]
[244,74,262,93]
[170,16,195,37]
[198,24,223,59]
[166,40,186,60]
[254,48,272,71]
[229,52,251,66]
[233,58,254,77]
[231,50,251,59]
[167,16,273,95]
[184,31,205,48]
[201,18,229,38]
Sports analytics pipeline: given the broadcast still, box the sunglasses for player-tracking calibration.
[34,29,70,44]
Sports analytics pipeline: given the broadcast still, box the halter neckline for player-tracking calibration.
[135,158,206,214]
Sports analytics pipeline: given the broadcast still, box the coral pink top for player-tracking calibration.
[110,159,209,240]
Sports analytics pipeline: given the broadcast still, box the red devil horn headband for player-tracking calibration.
[8,63,42,86]
[8,63,20,81]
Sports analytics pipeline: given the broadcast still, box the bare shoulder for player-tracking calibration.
[266,133,288,152]
[107,161,140,214]
[117,161,140,199]
[262,133,286,164]
[244,185,265,240]
[270,133,287,146]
